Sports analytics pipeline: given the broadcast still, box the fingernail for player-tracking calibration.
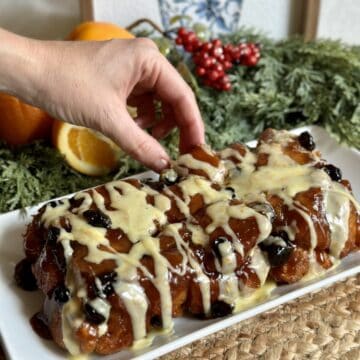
[156,158,169,172]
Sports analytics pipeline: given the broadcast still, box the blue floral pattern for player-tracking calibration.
[159,0,243,34]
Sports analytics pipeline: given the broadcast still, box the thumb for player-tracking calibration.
[106,106,170,172]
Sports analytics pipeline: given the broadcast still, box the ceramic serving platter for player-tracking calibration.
[0,125,359,360]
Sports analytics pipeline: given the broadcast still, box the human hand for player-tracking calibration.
[0,30,204,172]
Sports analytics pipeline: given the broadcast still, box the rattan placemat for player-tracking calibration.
[1,274,359,360]
[161,274,360,360]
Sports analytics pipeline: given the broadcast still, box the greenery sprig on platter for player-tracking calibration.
[1,28,359,213]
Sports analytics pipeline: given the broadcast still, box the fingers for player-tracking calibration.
[152,119,175,140]
[129,94,176,139]
[128,93,158,129]
[108,105,170,172]
[152,102,176,139]
[152,55,205,153]
[127,93,155,115]
[135,51,205,152]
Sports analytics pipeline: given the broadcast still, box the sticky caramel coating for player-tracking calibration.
[255,129,359,282]
[22,128,360,356]
[25,145,267,354]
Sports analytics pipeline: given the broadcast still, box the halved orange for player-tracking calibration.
[52,120,122,176]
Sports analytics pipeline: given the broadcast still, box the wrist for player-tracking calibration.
[0,28,44,104]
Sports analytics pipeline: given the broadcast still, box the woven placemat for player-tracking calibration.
[1,274,359,359]
[160,274,360,360]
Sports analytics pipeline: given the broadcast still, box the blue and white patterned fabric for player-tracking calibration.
[159,0,243,34]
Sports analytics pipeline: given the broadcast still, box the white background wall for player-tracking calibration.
[0,0,359,44]
[240,0,294,39]
[317,0,360,45]
[87,0,295,40]
[0,0,80,39]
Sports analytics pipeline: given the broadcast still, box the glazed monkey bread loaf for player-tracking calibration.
[21,129,360,355]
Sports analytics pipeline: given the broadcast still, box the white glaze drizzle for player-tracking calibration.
[249,247,270,286]
[163,224,212,315]
[174,147,227,183]
[324,190,351,258]
[37,130,359,356]
[205,202,272,255]
[103,182,171,243]
[225,134,356,260]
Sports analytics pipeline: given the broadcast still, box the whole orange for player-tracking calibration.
[0,92,53,146]
[67,21,134,41]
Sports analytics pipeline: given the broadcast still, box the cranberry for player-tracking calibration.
[222,82,232,91]
[231,49,241,61]
[252,48,261,57]
[185,32,196,44]
[84,303,106,325]
[212,39,222,47]
[225,187,236,199]
[224,53,233,61]
[259,231,294,267]
[216,54,225,62]
[150,315,162,328]
[212,236,230,264]
[177,27,187,37]
[213,63,224,72]
[211,300,233,318]
[14,258,38,291]
[98,271,117,297]
[175,37,183,45]
[247,202,276,223]
[83,209,112,228]
[323,164,342,182]
[184,43,194,52]
[248,42,257,51]
[193,54,201,65]
[212,46,223,57]
[196,67,206,76]
[49,200,63,208]
[200,51,209,60]
[53,285,70,303]
[202,42,213,52]
[223,44,234,53]
[221,74,230,83]
[30,312,52,340]
[298,131,316,151]
[223,61,233,70]
[244,54,258,66]
[175,28,261,92]
[201,58,210,68]
[46,226,60,244]
[99,271,117,283]
[208,70,220,81]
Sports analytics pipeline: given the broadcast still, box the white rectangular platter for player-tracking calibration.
[0,125,359,360]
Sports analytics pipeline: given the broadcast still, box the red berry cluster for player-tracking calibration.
[175,27,260,91]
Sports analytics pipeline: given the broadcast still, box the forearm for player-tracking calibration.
[0,28,42,103]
